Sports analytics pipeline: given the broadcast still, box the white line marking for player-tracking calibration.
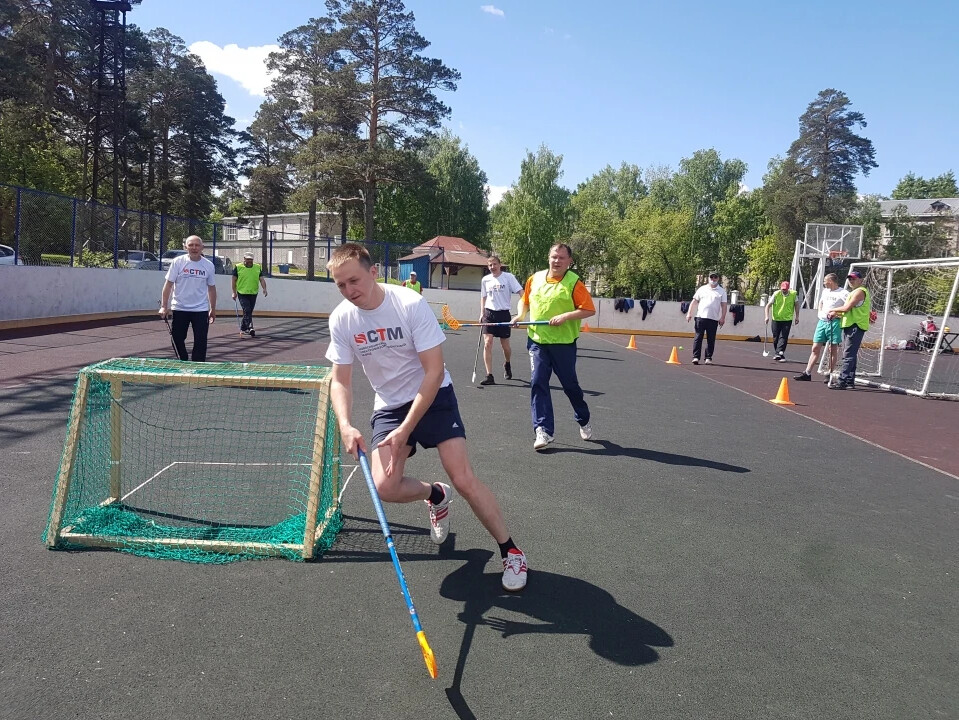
[121,462,177,501]
[339,465,358,504]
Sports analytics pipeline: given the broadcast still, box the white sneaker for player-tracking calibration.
[425,482,452,544]
[579,421,593,440]
[691,358,699,365]
[704,358,713,365]
[533,427,553,451]
[502,548,528,592]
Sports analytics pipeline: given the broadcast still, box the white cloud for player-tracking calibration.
[481,5,504,17]
[738,182,750,195]
[188,41,280,97]
[486,185,508,207]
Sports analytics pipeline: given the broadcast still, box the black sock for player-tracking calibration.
[498,538,517,558]
[428,483,446,505]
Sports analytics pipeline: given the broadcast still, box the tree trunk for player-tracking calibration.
[364,181,375,242]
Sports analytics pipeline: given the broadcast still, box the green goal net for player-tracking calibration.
[44,358,343,563]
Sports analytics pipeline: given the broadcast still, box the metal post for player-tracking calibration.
[384,244,390,281]
[211,222,217,257]
[269,230,274,276]
[875,267,894,377]
[159,214,166,256]
[919,265,959,396]
[113,206,120,268]
[70,198,78,266]
[13,187,21,263]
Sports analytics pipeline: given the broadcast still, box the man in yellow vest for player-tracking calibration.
[827,269,871,390]
[764,280,800,362]
[231,251,268,336]
[402,271,422,294]
[512,243,596,451]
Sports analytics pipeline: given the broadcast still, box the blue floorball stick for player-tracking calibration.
[357,448,438,679]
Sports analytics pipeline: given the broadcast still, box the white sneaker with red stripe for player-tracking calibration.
[502,548,528,592]
[426,482,452,544]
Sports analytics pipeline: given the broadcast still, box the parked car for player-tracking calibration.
[120,249,159,269]
[0,244,24,266]
[160,249,230,274]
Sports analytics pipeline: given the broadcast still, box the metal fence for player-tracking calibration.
[0,183,422,282]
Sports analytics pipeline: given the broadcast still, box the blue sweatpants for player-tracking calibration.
[528,338,590,436]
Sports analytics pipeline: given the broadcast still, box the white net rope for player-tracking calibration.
[857,263,959,397]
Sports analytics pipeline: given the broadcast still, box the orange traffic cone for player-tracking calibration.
[582,322,591,332]
[627,335,637,350]
[770,377,795,405]
[666,346,681,364]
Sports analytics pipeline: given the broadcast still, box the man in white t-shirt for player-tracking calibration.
[685,271,728,365]
[324,243,527,592]
[478,255,524,385]
[159,235,217,361]
[795,273,848,382]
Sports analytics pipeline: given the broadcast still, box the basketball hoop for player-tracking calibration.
[829,250,848,260]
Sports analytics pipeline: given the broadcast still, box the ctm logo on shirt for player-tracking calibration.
[181,268,207,277]
[354,327,404,344]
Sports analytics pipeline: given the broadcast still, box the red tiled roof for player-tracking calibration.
[416,236,482,253]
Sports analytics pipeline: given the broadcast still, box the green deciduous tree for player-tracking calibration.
[569,163,646,284]
[891,171,958,200]
[490,145,570,282]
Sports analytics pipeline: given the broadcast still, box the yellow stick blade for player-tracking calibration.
[417,630,438,679]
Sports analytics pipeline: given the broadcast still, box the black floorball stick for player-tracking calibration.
[162,315,179,359]
[233,297,245,336]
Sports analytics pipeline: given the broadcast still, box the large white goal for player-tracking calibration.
[848,257,959,399]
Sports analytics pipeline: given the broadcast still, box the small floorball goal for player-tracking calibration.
[44,358,343,562]
[851,257,959,399]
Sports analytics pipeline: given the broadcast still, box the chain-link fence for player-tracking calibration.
[0,184,436,281]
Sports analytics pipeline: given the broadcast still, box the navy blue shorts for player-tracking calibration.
[370,385,466,458]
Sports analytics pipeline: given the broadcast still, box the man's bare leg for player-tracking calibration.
[436,437,509,543]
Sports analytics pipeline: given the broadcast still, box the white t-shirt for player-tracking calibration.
[818,287,849,320]
[692,284,727,320]
[481,271,523,312]
[165,255,216,311]
[325,284,452,411]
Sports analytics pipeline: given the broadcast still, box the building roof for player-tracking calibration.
[398,236,491,267]
[879,198,959,218]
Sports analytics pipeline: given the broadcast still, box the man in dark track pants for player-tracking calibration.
[159,235,217,361]
[827,269,872,390]
[232,251,268,335]
[512,244,596,451]
[686,271,727,365]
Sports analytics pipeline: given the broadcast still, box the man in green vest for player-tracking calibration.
[827,269,871,390]
[764,280,800,362]
[512,243,596,451]
[402,271,422,294]
[231,251,268,336]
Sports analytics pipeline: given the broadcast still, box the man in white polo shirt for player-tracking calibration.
[794,273,848,383]
[159,235,217,361]
[478,255,523,385]
[685,270,727,365]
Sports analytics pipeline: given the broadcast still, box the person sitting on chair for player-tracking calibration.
[916,315,938,352]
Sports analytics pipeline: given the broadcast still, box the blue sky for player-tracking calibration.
[131,0,958,204]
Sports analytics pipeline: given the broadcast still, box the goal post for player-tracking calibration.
[847,257,959,399]
[44,358,343,562]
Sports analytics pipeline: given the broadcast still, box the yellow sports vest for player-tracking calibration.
[771,290,797,321]
[841,287,871,331]
[235,263,262,295]
[405,280,422,293]
[527,270,580,345]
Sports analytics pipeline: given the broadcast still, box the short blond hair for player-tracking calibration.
[327,242,373,271]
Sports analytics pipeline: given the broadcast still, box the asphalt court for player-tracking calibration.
[1,316,956,719]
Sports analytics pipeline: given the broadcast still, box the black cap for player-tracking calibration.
[708,271,719,279]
